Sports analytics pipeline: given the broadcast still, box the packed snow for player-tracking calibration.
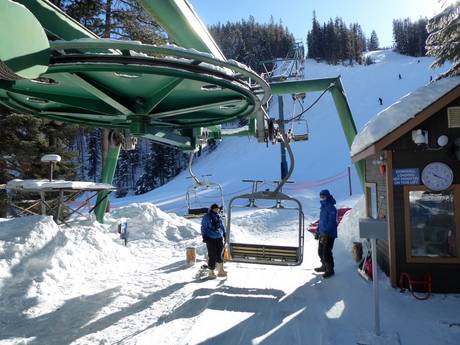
[351,75,460,156]
[1,50,460,345]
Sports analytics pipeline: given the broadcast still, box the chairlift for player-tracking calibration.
[226,134,305,266]
[184,153,224,218]
[287,119,309,142]
[286,95,309,142]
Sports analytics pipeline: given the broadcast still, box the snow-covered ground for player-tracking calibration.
[1,199,460,345]
[1,51,460,345]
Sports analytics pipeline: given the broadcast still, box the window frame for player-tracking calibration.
[404,185,460,264]
[365,182,378,219]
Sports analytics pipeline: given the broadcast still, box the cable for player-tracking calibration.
[285,84,334,123]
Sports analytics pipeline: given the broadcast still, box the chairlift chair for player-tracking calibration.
[287,119,309,142]
[185,176,224,218]
[184,153,225,218]
[286,94,309,142]
[227,190,305,266]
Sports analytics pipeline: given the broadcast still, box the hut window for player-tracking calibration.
[365,183,378,218]
[404,186,460,263]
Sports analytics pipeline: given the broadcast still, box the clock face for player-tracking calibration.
[421,162,454,191]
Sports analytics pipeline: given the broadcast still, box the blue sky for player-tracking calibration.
[189,0,450,47]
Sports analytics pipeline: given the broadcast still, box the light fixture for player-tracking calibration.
[437,135,449,147]
[201,84,222,91]
[114,72,141,79]
[412,129,428,145]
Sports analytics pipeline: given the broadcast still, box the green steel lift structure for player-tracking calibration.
[0,0,364,223]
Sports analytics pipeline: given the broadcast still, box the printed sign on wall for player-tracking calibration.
[393,168,420,186]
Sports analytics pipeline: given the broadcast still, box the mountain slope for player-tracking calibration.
[113,50,452,217]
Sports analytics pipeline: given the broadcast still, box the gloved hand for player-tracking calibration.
[314,232,319,240]
[202,235,208,243]
[223,234,227,243]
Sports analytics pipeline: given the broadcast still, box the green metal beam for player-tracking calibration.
[151,99,245,119]
[13,0,98,40]
[137,0,226,60]
[95,143,121,223]
[0,0,50,80]
[141,131,192,150]
[142,78,183,114]
[60,73,133,115]
[269,77,365,188]
[270,78,337,95]
[5,88,119,115]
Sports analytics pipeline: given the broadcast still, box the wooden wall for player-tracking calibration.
[388,97,460,292]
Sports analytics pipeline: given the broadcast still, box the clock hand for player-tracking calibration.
[432,173,448,181]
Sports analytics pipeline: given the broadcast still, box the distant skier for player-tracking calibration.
[314,190,337,279]
[398,73,402,80]
[430,76,433,82]
[201,203,227,279]
[378,97,383,106]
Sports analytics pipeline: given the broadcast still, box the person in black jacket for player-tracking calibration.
[201,203,227,279]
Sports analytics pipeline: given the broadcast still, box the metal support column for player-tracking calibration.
[278,96,288,179]
[371,238,381,336]
[95,143,121,223]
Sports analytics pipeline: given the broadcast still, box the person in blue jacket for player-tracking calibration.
[314,189,338,278]
[201,203,227,279]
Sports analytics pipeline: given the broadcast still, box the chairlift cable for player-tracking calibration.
[285,84,334,123]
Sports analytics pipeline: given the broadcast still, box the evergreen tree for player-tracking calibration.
[114,149,129,197]
[393,17,429,56]
[306,14,367,64]
[135,142,158,195]
[87,129,100,182]
[209,17,295,73]
[307,11,323,59]
[368,30,380,50]
[426,1,460,77]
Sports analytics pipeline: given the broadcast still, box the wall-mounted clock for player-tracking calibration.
[421,162,454,191]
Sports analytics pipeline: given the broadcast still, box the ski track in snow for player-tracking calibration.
[1,51,460,345]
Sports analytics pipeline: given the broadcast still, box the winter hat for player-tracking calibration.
[210,203,220,210]
[319,189,331,198]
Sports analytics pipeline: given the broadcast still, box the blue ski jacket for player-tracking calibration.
[201,211,226,240]
[318,193,338,238]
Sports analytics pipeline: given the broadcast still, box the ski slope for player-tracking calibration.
[111,50,453,218]
[1,51,460,345]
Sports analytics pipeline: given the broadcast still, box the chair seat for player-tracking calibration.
[229,242,301,266]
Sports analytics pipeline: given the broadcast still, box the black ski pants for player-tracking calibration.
[318,234,335,271]
[206,237,224,270]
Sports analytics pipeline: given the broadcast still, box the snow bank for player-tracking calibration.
[0,216,132,318]
[337,196,365,250]
[106,203,199,243]
[0,203,200,321]
[351,76,460,156]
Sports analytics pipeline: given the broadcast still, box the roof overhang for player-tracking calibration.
[352,84,460,162]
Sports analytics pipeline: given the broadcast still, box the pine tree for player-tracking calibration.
[135,142,158,195]
[114,149,129,197]
[307,15,367,65]
[426,1,460,77]
[87,129,100,182]
[393,17,429,56]
[368,30,380,50]
[209,18,295,73]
